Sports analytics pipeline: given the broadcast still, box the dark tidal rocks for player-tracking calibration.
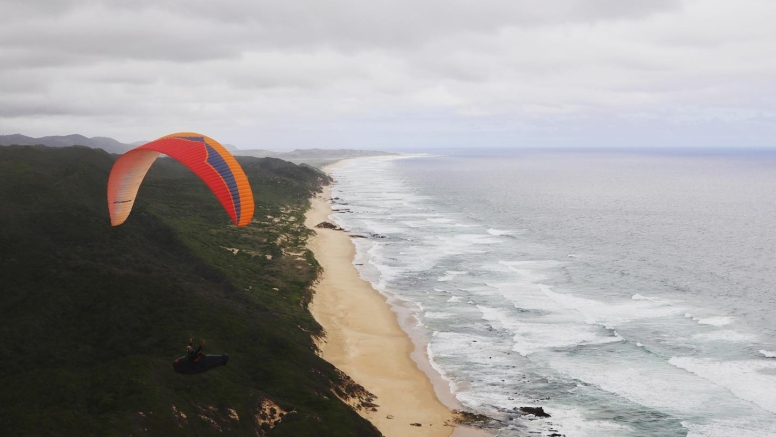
[316,221,343,230]
[518,406,550,418]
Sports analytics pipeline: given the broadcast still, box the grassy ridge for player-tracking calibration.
[0,145,381,437]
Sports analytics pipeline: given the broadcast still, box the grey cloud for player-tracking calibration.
[2,0,682,66]
[0,13,243,66]
[1,0,81,19]
[0,97,119,117]
[566,0,679,21]
[1,0,774,149]
[205,0,681,56]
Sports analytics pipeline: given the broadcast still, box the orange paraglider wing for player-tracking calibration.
[107,132,254,226]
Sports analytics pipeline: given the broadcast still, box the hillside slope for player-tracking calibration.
[0,134,134,154]
[0,145,381,437]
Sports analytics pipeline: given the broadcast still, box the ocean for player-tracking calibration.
[326,150,776,437]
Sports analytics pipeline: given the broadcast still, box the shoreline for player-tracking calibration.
[305,159,489,437]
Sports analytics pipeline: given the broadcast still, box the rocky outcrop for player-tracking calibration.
[316,221,343,231]
[518,406,550,417]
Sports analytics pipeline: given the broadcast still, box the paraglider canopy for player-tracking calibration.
[107,132,254,226]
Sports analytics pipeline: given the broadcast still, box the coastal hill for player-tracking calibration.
[0,134,396,166]
[0,144,381,436]
[235,148,397,167]
[0,134,137,154]
[235,148,396,160]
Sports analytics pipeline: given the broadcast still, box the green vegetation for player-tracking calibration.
[0,145,381,437]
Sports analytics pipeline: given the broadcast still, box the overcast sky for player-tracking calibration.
[1,0,775,151]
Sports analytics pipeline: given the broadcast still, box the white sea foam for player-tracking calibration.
[540,407,634,437]
[761,350,776,358]
[426,341,459,395]
[424,311,457,320]
[351,239,383,286]
[511,323,623,356]
[693,330,757,342]
[427,218,454,223]
[682,313,734,326]
[683,419,776,437]
[420,235,490,261]
[455,234,503,244]
[359,219,406,235]
[477,305,622,356]
[487,228,514,236]
[485,281,560,313]
[539,287,683,327]
[696,316,733,326]
[499,259,562,270]
[669,356,776,414]
[429,330,524,411]
[369,259,404,292]
[550,354,749,416]
[429,330,513,371]
[436,271,468,282]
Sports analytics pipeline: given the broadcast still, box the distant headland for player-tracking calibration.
[0,133,396,166]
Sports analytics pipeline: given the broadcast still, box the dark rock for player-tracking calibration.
[518,407,550,418]
[316,221,343,231]
[452,410,492,425]
[410,423,422,427]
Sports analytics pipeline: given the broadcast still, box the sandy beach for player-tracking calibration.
[305,161,489,437]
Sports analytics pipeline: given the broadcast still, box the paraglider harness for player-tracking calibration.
[173,338,228,374]
[187,339,204,362]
